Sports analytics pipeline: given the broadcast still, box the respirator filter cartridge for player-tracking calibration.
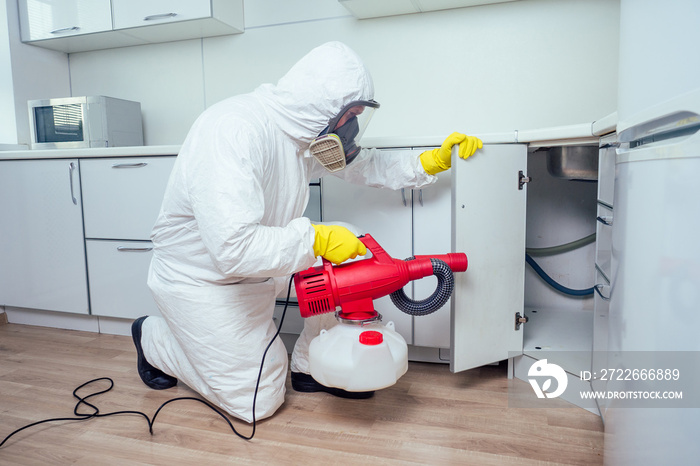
[309,134,346,173]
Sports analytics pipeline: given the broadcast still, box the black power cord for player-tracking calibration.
[0,276,294,448]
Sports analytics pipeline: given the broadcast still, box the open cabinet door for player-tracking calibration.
[450,144,528,372]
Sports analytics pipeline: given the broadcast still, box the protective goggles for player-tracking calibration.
[309,100,380,172]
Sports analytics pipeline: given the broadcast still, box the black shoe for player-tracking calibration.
[291,372,374,399]
[131,316,177,390]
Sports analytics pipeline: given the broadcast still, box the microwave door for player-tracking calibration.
[34,104,86,145]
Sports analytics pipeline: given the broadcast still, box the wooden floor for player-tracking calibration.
[0,323,603,465]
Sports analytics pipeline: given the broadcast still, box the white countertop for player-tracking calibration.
[363,113,616,148]
[0,144,181,161]
[0,113,617,160]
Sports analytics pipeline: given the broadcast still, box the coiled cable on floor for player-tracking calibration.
[390,258,454,316]
[0,276,295,448]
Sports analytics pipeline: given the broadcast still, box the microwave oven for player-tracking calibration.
[28,96,143,149]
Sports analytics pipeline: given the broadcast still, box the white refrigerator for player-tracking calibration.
[605,1,700,464]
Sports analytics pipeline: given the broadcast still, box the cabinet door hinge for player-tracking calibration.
[518,171,531,190]
[515,312,528,330]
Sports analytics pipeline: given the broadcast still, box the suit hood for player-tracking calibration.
[254,42,375,146]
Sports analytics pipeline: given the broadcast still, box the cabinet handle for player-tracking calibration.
[418,189,424,207]
[112,162,148,169]
[117,246,153,252]
[50,26,80,34]
[400,188,407,206]
[68,162,77,205]
[143,13,177,21]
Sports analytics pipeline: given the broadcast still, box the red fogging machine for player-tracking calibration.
[293,234,468,392]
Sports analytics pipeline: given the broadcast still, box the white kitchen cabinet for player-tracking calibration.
[451,144,528,372]
[17,0,139,52]
[81,156,175,318]
[322,145,529,364]
[112,0,211,29]
[318,143,605,387]
[411,169,452,348]
[592,133,616,420]
[339,0,520,19]
[18,0,113,42]
[17,0,243,53]
[80,157,176,240]
[0,159,89,314]
[86,240,160,319]
[111,0,243,43]
[319,147,481,354]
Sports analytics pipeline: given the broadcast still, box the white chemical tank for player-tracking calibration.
[308,320,408,392]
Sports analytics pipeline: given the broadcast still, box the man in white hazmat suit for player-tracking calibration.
[132,41,482,422]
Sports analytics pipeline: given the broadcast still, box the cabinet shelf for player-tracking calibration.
[522,307,593,374]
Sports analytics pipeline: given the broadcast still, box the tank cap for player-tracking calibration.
[359,330,383,345]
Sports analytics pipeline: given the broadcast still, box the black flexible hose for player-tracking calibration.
[525,253,594,297]
[390,258,454,316]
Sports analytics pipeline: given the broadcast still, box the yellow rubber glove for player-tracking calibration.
[420,132,483,175]
[312,224,367,265]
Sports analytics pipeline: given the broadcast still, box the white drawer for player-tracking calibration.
[595,203,613,281]
[81,157,175,240]
[86,240,160,319]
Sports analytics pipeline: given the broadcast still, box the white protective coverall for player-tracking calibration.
[142,41,437,422]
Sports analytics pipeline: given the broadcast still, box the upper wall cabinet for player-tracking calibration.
[18,0,113,42]
[338,0,521,19]
[111,0,242,43]
[18,0,244,53]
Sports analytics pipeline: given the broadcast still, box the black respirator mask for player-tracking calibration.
[309,100,379,172]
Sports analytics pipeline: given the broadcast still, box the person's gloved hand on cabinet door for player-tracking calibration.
[420,132,483,175]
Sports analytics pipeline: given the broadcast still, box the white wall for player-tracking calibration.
[0,0,17,143]
[1,0,70,146]
[617,0,700,128]
[68,0,620,145]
